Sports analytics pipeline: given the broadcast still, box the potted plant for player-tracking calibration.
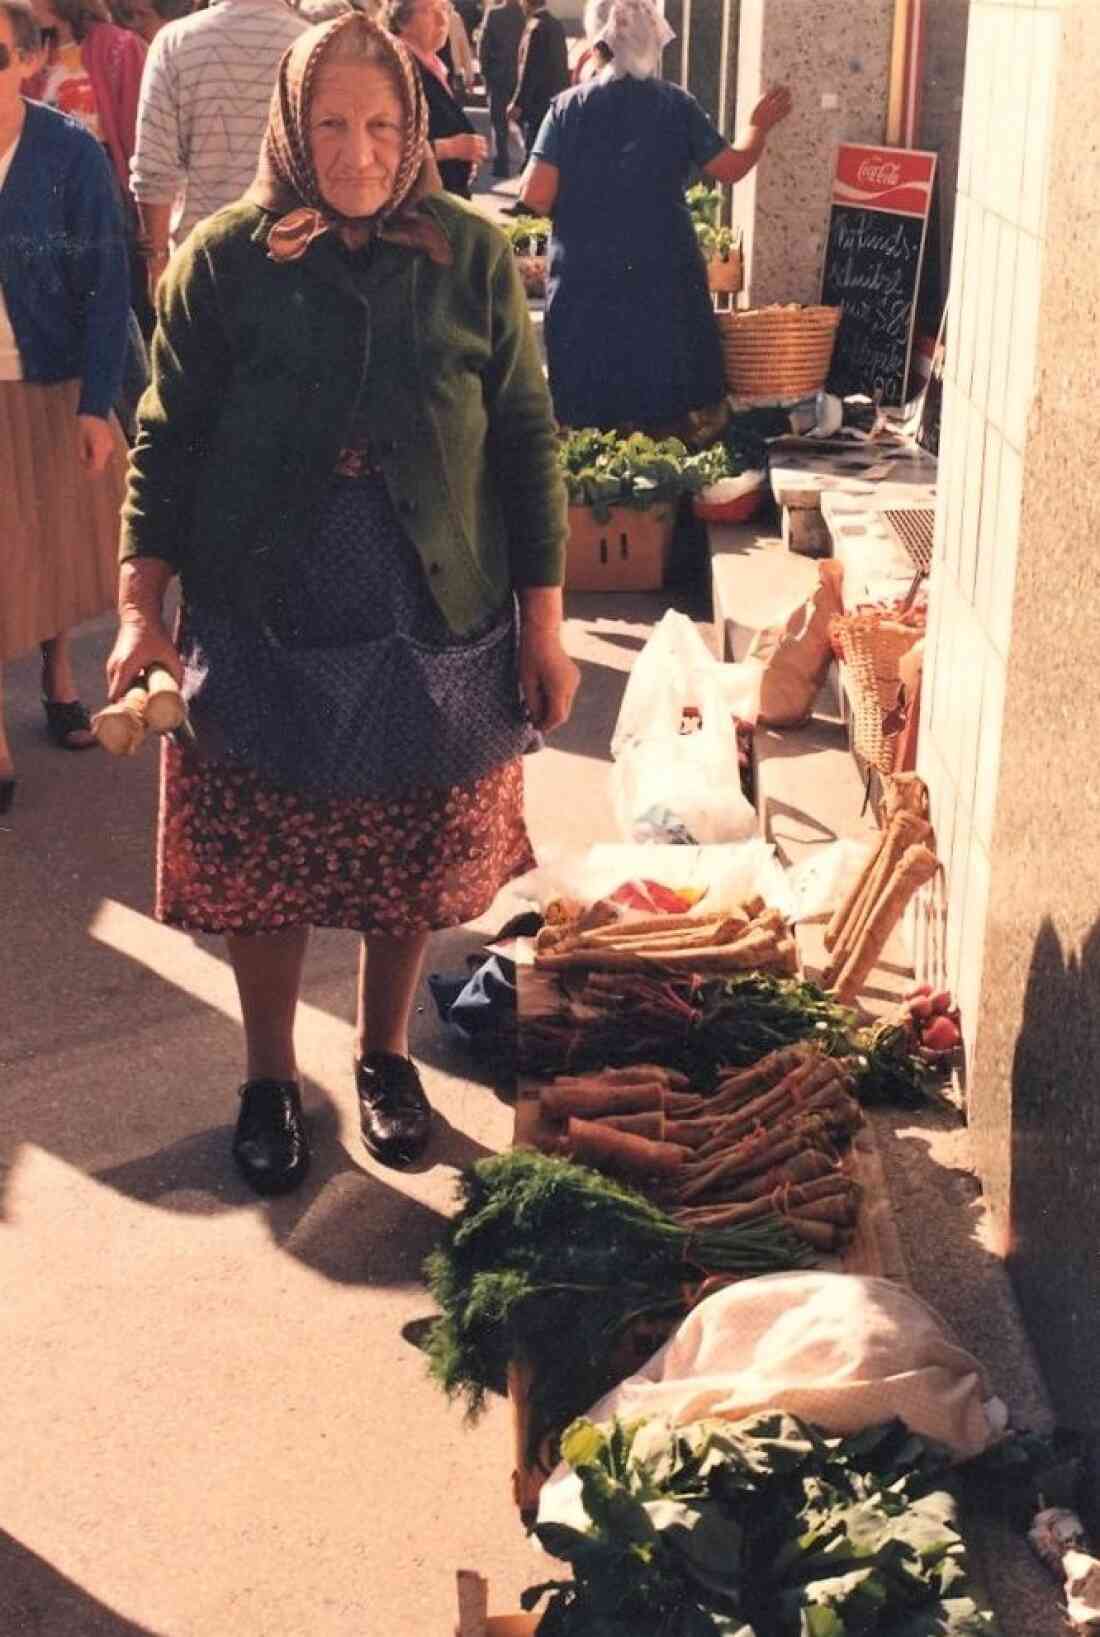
[557,429,695,590]
[686,182,742,293]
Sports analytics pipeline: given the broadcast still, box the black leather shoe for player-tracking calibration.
[232,1078,310,1196]
[356,1052,432,1166]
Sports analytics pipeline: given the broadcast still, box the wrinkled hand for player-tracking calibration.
[519,627,580,732]
[76,414,117,477]
[106,615,183,702]
[750,84,793,133]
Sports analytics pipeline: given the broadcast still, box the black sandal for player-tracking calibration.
[42,697,95,750]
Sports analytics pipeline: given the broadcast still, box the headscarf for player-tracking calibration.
[248,11,450,265]
[583,0,674,80]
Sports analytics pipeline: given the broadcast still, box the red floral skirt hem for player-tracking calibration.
[155,745,536,935]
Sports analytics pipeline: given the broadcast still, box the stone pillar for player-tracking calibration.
[732,0,895,307]
[966,0,1100,1516]
[917,0,1100,1517]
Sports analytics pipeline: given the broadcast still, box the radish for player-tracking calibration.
[922,1015,961,1053]
[905,983,933,1000]
[929,990,954,1015]
[906,996,934,1021]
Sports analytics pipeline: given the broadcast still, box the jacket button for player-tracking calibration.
[429,561,442,576]
[398,497,417,516]
[377,438,397,456]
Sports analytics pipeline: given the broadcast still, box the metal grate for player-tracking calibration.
[883,507,936,574]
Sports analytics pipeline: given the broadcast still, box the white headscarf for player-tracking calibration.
[583,0,675,80]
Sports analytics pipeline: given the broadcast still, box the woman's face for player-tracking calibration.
[399,0,450,56]
[309,62,405,220]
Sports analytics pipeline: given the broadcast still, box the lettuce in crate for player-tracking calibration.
[558,429,695,521]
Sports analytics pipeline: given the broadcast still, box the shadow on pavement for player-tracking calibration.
[0,1531,167,1637]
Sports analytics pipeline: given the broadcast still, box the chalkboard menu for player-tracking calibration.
[820,145,937,409]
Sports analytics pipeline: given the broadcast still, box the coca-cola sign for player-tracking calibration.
[857,157,902,189]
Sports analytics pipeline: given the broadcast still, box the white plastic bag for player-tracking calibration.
[611,610,760,757]
[611,671,757,845]
[784,838,876,923]
[514,839,789,918]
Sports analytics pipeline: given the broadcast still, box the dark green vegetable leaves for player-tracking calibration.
[525,1414,1001,1636]
[423,1150,813,1460]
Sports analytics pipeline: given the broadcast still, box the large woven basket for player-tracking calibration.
[831,612,923,776]
[718,304,841,399]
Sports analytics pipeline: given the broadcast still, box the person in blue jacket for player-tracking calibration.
[0,0,129,813]
[519,0,791,436]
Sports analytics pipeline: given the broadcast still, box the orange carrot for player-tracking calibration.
[565,1117,689,1179]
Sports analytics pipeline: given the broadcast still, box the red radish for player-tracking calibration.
[929,990,954,1015]
[922,1015,961,1052]
[907,996,934,1021]
[905,983,933,1000]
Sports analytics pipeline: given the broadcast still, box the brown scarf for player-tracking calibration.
[247,13,451,266]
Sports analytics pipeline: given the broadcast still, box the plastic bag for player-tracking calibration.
[611,610,760,757]
[514,839,789,919]
[783,838,875,923]
[611,671,756,845]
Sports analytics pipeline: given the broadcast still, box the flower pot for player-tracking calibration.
[706,251,743,294]
[692,470,767,524]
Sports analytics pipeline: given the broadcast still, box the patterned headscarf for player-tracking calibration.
[583,0,674,79]
[248,11,450,264]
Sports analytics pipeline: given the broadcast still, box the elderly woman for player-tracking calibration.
[0,0,130,811]
[383,0,486,198]
[106,11,576,1195]
[520,0,792,435]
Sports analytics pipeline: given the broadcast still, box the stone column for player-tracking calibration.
[732,0,895,307]
[958,0,1100,1519]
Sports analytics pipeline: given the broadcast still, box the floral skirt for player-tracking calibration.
[156,743,536,935]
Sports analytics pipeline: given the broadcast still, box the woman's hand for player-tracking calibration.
[519,625,580,732]
[76,414,117,477]
[106,613,183,701]
[435,133,489,165]
[749,84,793,133]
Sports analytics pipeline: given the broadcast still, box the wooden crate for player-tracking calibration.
[565,503,676,592]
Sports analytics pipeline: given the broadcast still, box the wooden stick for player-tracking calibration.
[833,843,940,1005]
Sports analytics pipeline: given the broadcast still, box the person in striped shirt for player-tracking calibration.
[129,0,307,301]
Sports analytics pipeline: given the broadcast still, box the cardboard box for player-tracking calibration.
[565,503,677,592]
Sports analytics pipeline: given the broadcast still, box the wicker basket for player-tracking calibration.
[831,613,923,777]
[718,304,841,399]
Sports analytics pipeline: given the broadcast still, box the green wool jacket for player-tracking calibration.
[120,193,567,634]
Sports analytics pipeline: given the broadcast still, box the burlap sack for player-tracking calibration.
[748,560,844,726]
[554,1272,998,1465]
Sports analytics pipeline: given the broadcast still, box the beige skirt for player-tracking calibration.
[0,378,128,663]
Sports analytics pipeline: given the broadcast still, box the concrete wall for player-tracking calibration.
[918,0,1100,1504]
[732,0,896,307]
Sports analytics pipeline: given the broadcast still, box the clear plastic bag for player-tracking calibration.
[784,838,876,923]
[611,672,756,845]
[611,610,761,758]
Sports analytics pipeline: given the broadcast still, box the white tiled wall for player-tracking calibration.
[915,0,1063,1082]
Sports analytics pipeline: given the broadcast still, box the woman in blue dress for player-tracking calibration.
[520,0,791,433]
